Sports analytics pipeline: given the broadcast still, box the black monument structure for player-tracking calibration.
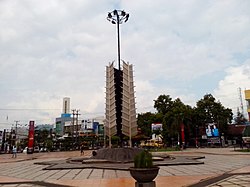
[105,10,137,147]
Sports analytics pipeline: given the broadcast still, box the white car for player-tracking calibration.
[40,147,48,152]
[22,147,28,154]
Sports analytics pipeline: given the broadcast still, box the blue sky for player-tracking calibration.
[0,0,250,130]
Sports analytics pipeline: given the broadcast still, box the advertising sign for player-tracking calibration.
[28,121,35,154]
[0,130,2,143]
[206,123,219,137]
[0,131,2,151]
[81,119,93,130]
[181,123,185,144]
[93,122,99,134]
[151,123,162,131]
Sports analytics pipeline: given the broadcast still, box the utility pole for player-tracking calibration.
[76,110,80,147]
[72,109,80,148]
[14,120,19,146]
[72,109,76,137]
[76,110,80,133]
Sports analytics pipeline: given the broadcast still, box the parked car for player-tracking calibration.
[40,147,48,152]
[34,146,40,153]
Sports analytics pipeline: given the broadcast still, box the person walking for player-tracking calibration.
[12,146,17,158]
[80,145,84,156]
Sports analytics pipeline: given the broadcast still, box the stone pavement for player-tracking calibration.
[0,148,249,187]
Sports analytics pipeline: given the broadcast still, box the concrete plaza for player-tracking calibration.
[0,148,249,187]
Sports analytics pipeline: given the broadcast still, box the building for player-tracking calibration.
[63,97,70,114]
[105,61,137,147]
[245,89,250,121]
[55,97,72,136]
[227,124,250,145]
[79,117,105,138]
[56,115,72,136]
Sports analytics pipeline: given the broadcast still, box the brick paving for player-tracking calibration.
[207,174,250,187]
[0,148,249,186]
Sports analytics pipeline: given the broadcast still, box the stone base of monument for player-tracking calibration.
[135,181,155,187]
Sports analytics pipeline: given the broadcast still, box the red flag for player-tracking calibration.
[181,123,185,144]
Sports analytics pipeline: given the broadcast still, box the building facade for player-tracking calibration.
[56,97,72,136]
[245,89,250,121]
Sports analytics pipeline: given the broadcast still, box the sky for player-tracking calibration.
[0,0,250,130]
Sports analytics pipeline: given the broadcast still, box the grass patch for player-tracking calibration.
[234,149,250,152]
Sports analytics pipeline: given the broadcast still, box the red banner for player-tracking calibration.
[28,121,35,149]
[181,123,185,144]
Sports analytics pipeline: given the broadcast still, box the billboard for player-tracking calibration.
[61,113,71,118]
[0,130,2,142]
[151,123,162,131]
[93,122,99,134]
[81,119,93,130]
[0,130,2,150]
[28,121,35,153]
[206,123,219,137]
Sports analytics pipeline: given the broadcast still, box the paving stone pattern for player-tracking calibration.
[207,174,250,187]
[0,154,249,182]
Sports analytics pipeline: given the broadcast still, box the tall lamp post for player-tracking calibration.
[107,10,129,70]
[106,10,129,146]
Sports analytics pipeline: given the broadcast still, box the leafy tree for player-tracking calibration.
[137,112,156,137]
[162,98,193,145]
[195,94,233,135]
[35,129,49,146]
[137,93,233,147]
[234,110,248,124]
[45,139,53,151]
[154,95,173,115]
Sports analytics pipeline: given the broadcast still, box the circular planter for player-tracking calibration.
[129,166,159,183]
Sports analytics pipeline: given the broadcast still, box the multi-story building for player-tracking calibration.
[245,89,250,121]
[55,97,105,139]
[56,97,72,136]
[80,116,104,135]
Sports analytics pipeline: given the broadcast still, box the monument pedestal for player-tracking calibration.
[135,181,155,187]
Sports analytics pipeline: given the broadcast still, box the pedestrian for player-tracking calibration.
[12,146,17,158]
[80,145,84,156]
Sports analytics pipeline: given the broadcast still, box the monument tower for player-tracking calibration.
[105,10,137,147]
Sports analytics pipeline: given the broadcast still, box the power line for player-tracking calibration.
[0,108,61,111]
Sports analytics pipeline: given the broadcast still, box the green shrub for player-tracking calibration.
[134,150,153,168]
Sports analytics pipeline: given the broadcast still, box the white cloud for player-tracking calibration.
[214,60,250,118]
[1,0,250,129]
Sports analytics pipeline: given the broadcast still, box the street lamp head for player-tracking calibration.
[107,9,129,71]
[124,14,129,22]
[107,9,129,24]
[121,10,126,16]
[108,13,112,18]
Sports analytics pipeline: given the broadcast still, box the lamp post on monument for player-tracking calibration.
[107,10,129,146]
[107,9,129,70]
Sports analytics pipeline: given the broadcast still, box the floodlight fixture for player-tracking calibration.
[107,9,129,70]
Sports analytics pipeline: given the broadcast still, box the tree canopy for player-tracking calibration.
[154,95,173,115]
[195,94,233,134]
[137,93,233,146]
[234,109,248,125]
